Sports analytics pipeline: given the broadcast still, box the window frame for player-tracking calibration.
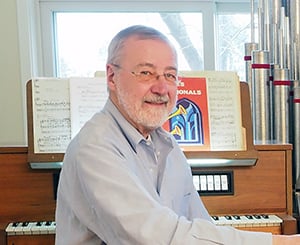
[16,0,252,81]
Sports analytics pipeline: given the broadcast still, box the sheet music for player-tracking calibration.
[204,72,244,150]
[69,77,108,137]
[32,78,71,153]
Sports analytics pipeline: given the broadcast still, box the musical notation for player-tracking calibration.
[69,77,108,137]
[30,77,108,154]
[205,72,245,150]
[32,78,71,153]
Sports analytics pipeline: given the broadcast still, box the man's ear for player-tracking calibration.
[106,64,116,89]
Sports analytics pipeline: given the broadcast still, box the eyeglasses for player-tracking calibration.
[111,63,179,85]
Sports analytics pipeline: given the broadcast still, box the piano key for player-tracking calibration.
[5,222,19,235]
[22,222,35,235]
[44,221,56,234]
[31,221,44,235]
[38,221,52,234]
[48,221,56,234]
[13,222,25,235]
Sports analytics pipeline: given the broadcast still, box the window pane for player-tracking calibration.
[216,13,254,81]
[54,12,203,77]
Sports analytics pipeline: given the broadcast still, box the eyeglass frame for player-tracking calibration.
[110,63,180,85]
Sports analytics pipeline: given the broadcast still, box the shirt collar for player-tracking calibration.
[103,99,174,152]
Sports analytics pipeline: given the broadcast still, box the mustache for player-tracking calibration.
[144,95,169,103]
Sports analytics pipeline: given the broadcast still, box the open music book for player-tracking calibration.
[163,71,245,151]
[27,71,251,167]
[29,77,108,154]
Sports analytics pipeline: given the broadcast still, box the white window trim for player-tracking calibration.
[16,0,250,132]
[17,0,251,80]
[17,1,218,79]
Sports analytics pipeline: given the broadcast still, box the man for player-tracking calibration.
[55,25,300,244]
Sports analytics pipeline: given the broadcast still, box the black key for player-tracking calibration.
[225,215,232,220]
[22,222,29,227]
[12,222,19,227]
[212,216,219,221]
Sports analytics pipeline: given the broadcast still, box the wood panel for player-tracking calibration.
[198,144,292,216]
[6,234,55,245]
[0,147,57,222]
[0,147,58,244]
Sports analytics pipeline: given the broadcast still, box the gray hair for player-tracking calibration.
[106,25,176,64]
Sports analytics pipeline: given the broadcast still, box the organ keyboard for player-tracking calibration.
[5,221,56,245]
[6,215,282,235]
[211,214,282,227]
[210,214,284,234]
[210,214,285,234]
[5,221,56,236]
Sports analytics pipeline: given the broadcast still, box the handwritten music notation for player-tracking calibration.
[32,78,71,153]
[31,77,108,154]
[69,77,108,137]
[205,72,244,150]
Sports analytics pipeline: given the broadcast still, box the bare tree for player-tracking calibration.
[160,13,203,70]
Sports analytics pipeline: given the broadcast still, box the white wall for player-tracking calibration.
[0,0,25,145]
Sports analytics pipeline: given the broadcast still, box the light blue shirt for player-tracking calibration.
[55,99,272,244]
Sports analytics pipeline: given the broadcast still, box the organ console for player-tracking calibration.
[0,143,297,244]
[185,143,297,235]
[0,81,297,244]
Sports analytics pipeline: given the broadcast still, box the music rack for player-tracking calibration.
[27,78,258,169]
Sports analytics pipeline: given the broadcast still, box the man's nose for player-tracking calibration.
[151,76,169,94]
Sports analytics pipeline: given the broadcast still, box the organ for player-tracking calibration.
[0,80,297,244]
[0,143,297,245]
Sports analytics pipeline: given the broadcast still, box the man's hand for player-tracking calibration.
[273,234,300,244]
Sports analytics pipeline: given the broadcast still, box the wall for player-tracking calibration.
[0,0,25,146]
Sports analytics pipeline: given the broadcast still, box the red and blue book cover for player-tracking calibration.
[163,76,210,150]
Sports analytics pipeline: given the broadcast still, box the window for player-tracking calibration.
[18,0,253,82]
[215,2,258,81]
[54,12,203,77]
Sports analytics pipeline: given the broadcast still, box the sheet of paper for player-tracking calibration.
[180,71,245,151]
[69,77,108,137]
[202,71,244,150]
[32,78,71,153]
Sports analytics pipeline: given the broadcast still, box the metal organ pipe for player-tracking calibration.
[244,42,258,109]
[251,50,271,143]
[294,87,300,190]
[273,68,290,143]
[246,0,300,216]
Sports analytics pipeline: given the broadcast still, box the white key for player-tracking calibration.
[5,222,19,236]
[31,221,44,235]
